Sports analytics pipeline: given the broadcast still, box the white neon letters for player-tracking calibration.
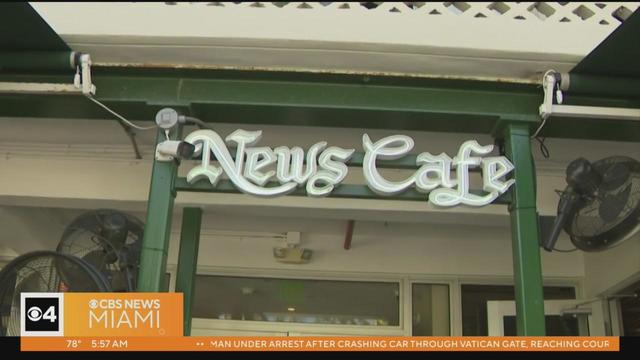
[183,129,515,206]
[362,134,416,195]
[185,130,297,197]
[362,135,515,206]
[184,130,352,197]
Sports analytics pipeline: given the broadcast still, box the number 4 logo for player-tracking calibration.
[42,306,57,322]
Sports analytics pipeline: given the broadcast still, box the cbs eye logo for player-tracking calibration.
[21,293,64,336]
[26,301,57,324]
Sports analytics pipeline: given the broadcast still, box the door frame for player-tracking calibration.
[487,299,606,336]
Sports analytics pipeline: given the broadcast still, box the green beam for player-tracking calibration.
[137,127,182,291]
[564,73,640,99]
[174,178,511,205]
[175,207,202,336]
[1,67,639,141]
[0,51,75,72]
[1,68,538,136]
[502,122,546,336]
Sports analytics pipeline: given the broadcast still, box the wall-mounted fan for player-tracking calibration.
[543,156,640,252]
[0,251,111,336]
[56,209,144,292]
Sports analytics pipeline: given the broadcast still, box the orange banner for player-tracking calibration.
[22,336,620,352]
[64,293,183,337]
[20,292,183,337]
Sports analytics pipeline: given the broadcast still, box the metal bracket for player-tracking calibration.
[536,70,640,137]
[0,53,96,96]
[78,53,96,95]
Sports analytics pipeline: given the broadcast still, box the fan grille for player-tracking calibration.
[568,157,640,251]
[0,251,109,336]
[57,209,144,292]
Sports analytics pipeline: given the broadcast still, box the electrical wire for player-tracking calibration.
[124,129,143,160]
[531,117,547,139]
[535,136,550,159]
[183,116,214,131]
[84,94,156,159]
[84,95,157,131]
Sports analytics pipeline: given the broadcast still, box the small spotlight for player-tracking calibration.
[272,247,313,264]
[287,307,296,312]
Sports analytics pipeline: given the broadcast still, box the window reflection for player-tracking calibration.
[193,275,400,326]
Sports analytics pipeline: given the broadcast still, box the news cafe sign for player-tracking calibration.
[184,129,515,207]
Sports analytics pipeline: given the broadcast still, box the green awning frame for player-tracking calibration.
[562,9,640,99]
[0,3,69,52]
[571,9,640,78]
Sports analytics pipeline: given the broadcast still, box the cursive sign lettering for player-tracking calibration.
[181,130,515,206]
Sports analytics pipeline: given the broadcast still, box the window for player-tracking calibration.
[617,280,640,336]
[193,275,400,326]
[412,283,450,335]
[461,284,576,335]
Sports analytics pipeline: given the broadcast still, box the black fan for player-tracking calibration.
[56,209,144,292]
[0,251,111,336]
[543,156,640,252]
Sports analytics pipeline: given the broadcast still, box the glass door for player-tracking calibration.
[487,300,606,336]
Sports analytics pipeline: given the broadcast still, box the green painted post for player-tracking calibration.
[503,122,546,336]
[175,207,202,336]
[137,127,182,292]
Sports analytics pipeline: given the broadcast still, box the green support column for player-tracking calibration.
[175,207,202,336]
[137,126,182,291]
[503,122,546,336]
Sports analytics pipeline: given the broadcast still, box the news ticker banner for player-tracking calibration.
[22,336,619,352]
[18,293,619,352]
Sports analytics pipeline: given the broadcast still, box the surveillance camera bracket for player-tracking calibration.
[535,71,640,137]
[0,53,96,96]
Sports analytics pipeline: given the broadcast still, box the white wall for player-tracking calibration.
[0,204,585,279]
[163,211,584,278]
[583,233,640,298]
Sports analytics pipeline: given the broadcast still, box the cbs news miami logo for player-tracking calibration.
[21,293,183,337]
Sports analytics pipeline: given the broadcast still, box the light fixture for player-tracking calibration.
[241,287,254,295]
[272,231,313,264]
[272,247,313,264]
[287,307,296,312]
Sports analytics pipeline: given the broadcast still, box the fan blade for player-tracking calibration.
[600,162,631,191]
[542,188,581,252]
[599,183,632,223]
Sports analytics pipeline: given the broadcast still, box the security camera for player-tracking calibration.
[155,140,195,161]
[155,108,180,130]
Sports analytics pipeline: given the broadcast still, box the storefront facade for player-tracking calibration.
[1,2,639,337]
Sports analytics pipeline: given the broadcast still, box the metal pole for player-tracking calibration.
[503,122,546,335]
[175,207,202,336]
[137,126,182,291]
[0,51,76,71]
